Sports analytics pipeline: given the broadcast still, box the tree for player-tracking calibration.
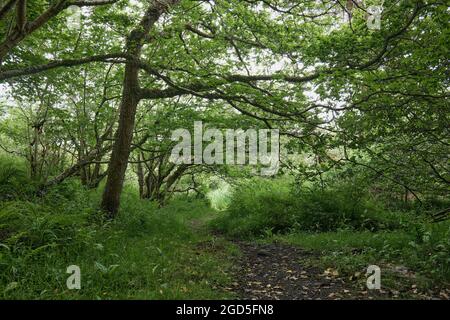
[0,0,123,80]
[100,0,181,216]
[100,0,440,216]
[1,0,446,218]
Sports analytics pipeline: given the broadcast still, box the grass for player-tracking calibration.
[210,177,450,296]
[0,185,237,299]
[263,222,450,295]
[0,162,448,300]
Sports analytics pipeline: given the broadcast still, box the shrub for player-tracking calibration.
[292,185,407,232]
[0,200,91,248]
[0,156,36,201]
[212,177,411,237]
[408,220,450,283]
[210,178,294,238]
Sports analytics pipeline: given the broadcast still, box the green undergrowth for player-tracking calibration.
[0,182,236,299]
[210,177,450,293]
[211,177,415,238]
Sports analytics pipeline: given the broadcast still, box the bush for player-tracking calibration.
[0,176,100,251]
[211,178,295,238]
[408,220,450,283]
[0,201,91,249]
[0,156,36,201]
[212,177,411,238]
[292,185,408,232]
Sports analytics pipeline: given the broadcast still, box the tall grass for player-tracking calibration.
[0,155,36,201]
[206,181,232,211]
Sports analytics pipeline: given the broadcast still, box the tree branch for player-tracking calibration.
[0,0,17,21]
[0,53,130,82]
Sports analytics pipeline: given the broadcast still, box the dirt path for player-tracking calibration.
[190,217,382,300]
[190,217,448,300]
[227,241,450,300]
[228,241,369,300]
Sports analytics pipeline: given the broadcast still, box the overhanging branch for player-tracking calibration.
[0,53,130,82]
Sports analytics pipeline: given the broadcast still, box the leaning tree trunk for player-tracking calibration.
[100,61,140,217]
[100,0,180,217]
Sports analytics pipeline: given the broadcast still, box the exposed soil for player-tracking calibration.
[191,218,449,300]
[227,241,449,300]
[227,241,370,300]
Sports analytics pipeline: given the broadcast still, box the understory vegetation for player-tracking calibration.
[0,159,236,299]
[211,177,450,292]
[1,161,448,298]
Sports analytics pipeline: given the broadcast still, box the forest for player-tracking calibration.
[0,0,448,301]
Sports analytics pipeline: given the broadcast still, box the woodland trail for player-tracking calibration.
[227,241,383,300]
[190,216,448,300]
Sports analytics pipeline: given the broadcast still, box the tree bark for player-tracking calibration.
[136,153,145,198]
[16,0,27,33]
[0,0,17,21]
[100,0,180,217]
[100,61,140,216]
[0,0,118,62]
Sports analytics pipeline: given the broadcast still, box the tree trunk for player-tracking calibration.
[100,0,180,217]
[87,154,103,189]
[30,126,39,180]
[100,62,140,217]
[136,153,145,198]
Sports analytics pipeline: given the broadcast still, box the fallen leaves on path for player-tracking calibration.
[227,242,449,300]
